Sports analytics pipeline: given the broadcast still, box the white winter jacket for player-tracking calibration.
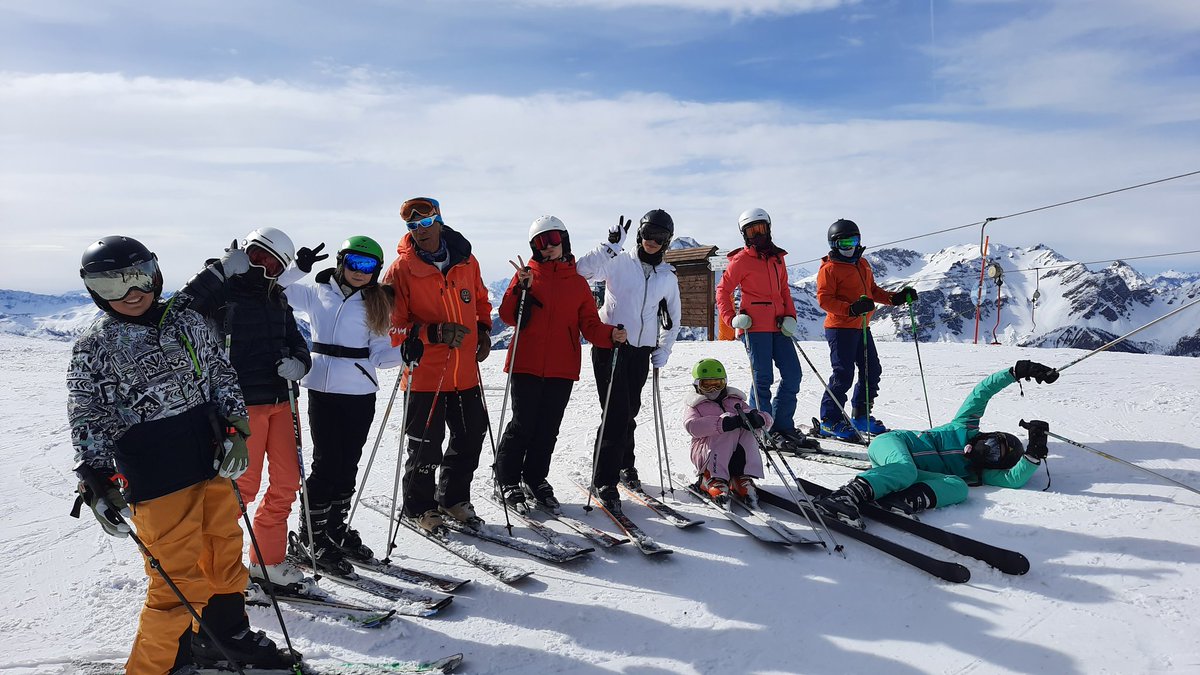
[281,268,404,395]
[575,242,681,357]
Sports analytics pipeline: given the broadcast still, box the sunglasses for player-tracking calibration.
[641,226,671,245]
[532,230,564,250]
[400,197,441,222]
[406,214,443,231]
[82,259,159,301]
[342,252,381,275]
[834,235,861,250]
[744,222,770,239]
[696,378,726,394]
[247,244,286,278]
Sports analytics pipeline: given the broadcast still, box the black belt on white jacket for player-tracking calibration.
[312,342,370,359]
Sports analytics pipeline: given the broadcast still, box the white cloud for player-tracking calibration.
[0,69,1197,294]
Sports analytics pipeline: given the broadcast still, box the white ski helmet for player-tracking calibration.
[242,226,296,270]
[738,208,771,232]
[527,215,571,261]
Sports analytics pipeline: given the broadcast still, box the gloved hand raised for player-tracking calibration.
[1011,360,1059,384]
[608,216,631,247]
[216,240,250,280]
[216,416,252,479]
[890,287,918,305]
[276,357,307,381]
[848,296,876,317]
[79,477,132,538]
[295,243,328,273]
[401,328,424,366]
[1020,419,1050,460]
[731,313,752,330]
[428,322,471,348]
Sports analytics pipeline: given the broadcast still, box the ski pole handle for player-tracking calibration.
[73,460,130,526]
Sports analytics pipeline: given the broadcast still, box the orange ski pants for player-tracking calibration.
[126,477,249,675]
[235,401,301,566]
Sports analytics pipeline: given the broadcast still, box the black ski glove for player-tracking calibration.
[1011,360,1059,384]
[848,296,876,317]
[401,327,424,366]
[295,243,328,273]
[428,322,470,348]
[476,322,492,362]
[890,287,917,305]
[516,292,544,329]
[1020,419,1050,460]
[745,410,767,429]
[721,415,742,432]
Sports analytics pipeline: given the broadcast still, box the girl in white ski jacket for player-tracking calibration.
[278,236,403,572]
[574,210,682,509]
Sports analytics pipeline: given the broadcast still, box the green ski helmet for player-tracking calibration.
[691,358,727,380]
[338,235,385,281]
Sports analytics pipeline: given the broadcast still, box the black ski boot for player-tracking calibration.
[292,503,355,577]
[522,479,560,514]
[498,483,530,515]
[814,476,873,527]
[592,485,622,514]
[618,467,642,492]
[774,428,823,452]
[328,496,375,561]
[192,592,299,669]
[875,483,937,516]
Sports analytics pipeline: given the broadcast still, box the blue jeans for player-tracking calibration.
[742,331,801,433]
[820,327,881,422]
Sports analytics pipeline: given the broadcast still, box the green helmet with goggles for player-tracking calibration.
[692,358,728,397]
[338,235,384,277]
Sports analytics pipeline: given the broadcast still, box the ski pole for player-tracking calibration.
[382,364,412,563]
[860,307,873,439]
[476,360,514,535]
[347,368,403,533]
[73,462,247,675]
[788,336,866,443]
[385,359,449,558]
[1055,295,1200,374]
[909,302,933,428]
[650,367,667,499]
[285,382,320,580]
[587,326,623,511]
[1043,427,1200,498]
[653,367,675,496]
[733,405,842,556]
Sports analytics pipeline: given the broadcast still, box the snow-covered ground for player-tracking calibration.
[2,333,1199,674]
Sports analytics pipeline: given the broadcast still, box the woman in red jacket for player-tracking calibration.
[495,216,626,513]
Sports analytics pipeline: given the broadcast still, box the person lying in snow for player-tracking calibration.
[814,360,1057,524]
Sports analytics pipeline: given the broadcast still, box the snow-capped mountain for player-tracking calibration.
[6,242,1198,355]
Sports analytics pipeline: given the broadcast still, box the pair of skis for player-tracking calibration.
[567,481,708,556]
[482,483,629,549]
[74,654,464,674]
[683,481,821,546]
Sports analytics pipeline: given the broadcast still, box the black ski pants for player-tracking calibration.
[591,344,652,489]
[401,388,487,517]
[495,374,574,488]
[306,389,376,506]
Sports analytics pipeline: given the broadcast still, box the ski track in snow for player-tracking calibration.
[2,333,1200,674]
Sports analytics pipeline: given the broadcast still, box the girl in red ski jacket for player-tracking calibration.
[494,215,626,513]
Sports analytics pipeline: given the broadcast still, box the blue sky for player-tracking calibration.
[2,0,1199,293]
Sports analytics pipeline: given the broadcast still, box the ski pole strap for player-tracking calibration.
[312,342,371,359]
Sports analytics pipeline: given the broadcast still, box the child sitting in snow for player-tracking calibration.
[683,358,772,507]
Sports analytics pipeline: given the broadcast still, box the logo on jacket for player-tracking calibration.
[459,289,471,303]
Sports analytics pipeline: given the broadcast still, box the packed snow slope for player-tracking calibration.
[2,333,1199,674]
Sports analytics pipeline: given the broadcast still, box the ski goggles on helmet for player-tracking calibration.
[833,235,861,250]
[743,222,770,239]
[974,434,1009,466]
[246,243,286,278]
[401,197,442,229]
[695,378,726,394]
[81,259,160,301]
[640,226,671,245]
[342,252,381,275]
[532,230,564,250]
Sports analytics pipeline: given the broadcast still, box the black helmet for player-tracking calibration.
[79,235,163,312]
[967,432,1025,470]
[827,219,860,247]
[638,209,674,246]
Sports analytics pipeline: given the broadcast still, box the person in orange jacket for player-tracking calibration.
[815,219,917,440]
[382,197,493,533]
[493,216,627,514]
